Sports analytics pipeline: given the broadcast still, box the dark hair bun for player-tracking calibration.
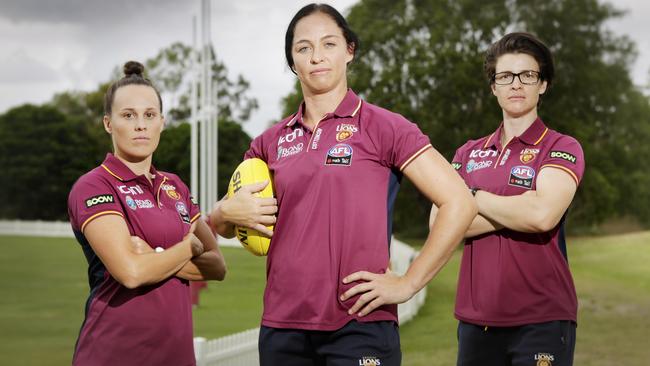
[123,61,145,78]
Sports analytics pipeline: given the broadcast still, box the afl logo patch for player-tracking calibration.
[176,201,190,223]
[325,143,352,166]
[125,195,137,210]
[509,165,535,189]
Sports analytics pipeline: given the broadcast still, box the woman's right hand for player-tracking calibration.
[210,180,278,238]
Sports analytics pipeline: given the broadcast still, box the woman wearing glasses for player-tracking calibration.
[431,32,585,366]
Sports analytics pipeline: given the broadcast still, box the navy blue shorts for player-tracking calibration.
[259,320,401,366]
[457,320,576,366]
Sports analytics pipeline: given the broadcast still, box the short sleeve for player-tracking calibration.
[244,134,267,161]
[68,176,124,233]
[374,112,432,171]
[540,136,585,186]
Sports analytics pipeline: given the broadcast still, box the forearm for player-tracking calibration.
[121,239,194,288]
[404,199,476,292]
[209,199,236,238]
[475,191,550,233]
[465,213,503,238]
[176,249,227,281]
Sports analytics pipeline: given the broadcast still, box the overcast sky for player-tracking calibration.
[0,0,647,138]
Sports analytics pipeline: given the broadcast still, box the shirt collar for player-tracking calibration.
[286,89,362,127]
[101,153,160,182]
[484,117,549,149]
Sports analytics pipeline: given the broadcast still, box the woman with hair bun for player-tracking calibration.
[67,61,227,365]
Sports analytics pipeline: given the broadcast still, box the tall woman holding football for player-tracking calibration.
[67,61,227,365]
[211,3,476,365]
[432,32,585,366]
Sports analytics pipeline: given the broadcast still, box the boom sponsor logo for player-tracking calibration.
[85,194,114,208]
[550,150,577,163]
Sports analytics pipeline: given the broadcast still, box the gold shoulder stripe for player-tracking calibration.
[190,212,202,223]
[534,128,549,145]
[400,144,433,171]
[101,164,123,181]
[540,164,579,185]
[81,210,124,232]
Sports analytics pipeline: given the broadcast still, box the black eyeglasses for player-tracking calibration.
[492,70,541,85]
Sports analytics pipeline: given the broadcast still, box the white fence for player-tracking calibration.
[1,221,427,365]
[193,238,426,366]
[0,219,240,246]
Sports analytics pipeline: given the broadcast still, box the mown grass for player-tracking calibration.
[1,232,648,365]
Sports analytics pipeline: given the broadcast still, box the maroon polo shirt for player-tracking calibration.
[68,153,201,366]
[245,89,432,330]
[452,118,585,326]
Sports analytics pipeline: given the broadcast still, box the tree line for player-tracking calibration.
[282,0,650,235]
[0,43,254,221]
[2,0,649,235]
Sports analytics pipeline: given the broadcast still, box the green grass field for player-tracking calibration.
[0,232,649,365]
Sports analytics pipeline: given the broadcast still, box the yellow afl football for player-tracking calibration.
[227,158,274,256]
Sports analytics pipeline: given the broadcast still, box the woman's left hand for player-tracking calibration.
[340,269,417,317]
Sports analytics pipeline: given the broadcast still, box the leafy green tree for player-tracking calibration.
[281,0,650,234]
[0,105,104,220]
[153,120,251,197]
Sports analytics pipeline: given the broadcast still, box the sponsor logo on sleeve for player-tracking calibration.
[176,201,191,223]
[325,143,353,166]
[85,194,115,208]
[190,195,198,206]
[452,162,462,170]
[125,195,137,210]
[519,148,540,164]
[550,150,577,164]
[508,165,535,189]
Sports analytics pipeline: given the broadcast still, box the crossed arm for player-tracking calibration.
[85,215,226,289]
[432,166,578,238]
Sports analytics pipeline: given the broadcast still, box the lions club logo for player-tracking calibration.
[535,353,554,366]
[520,148,540,164]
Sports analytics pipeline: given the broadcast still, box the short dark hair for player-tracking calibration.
[284,3,359,74]
[103,61,163,115]
[484,32,554,88]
